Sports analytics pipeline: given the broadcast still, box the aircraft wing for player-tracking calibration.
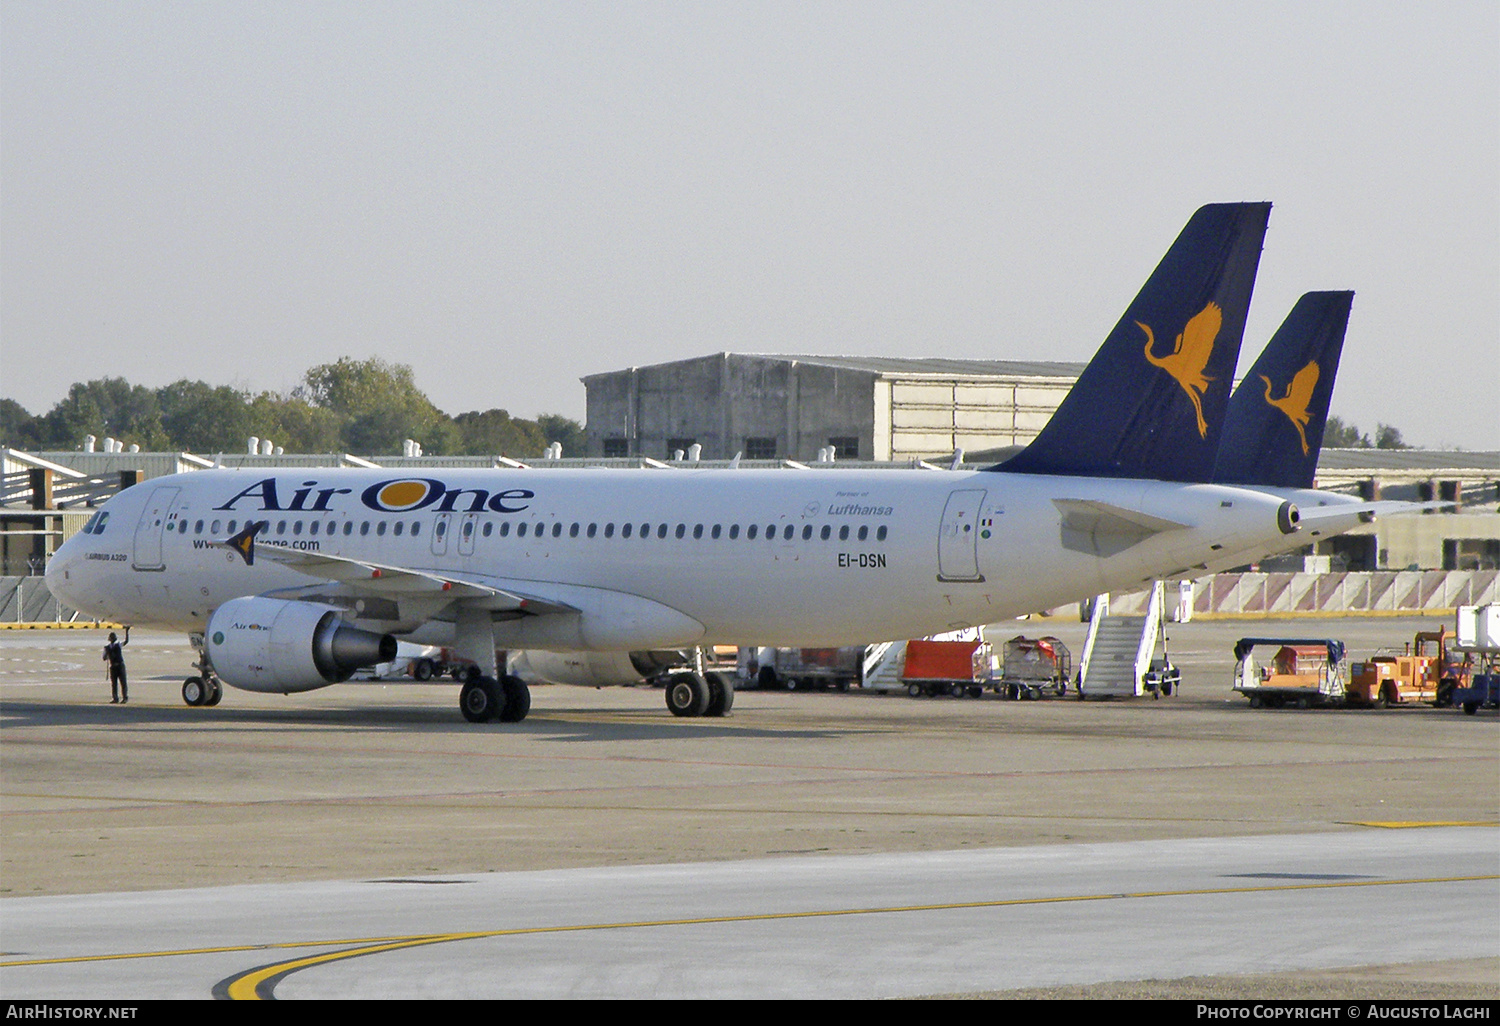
[214,523,577,616]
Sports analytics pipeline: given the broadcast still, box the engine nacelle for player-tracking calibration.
[510,649,691,687]
[206,597,397,693]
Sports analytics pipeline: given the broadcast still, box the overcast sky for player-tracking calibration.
[2,1,1496,450]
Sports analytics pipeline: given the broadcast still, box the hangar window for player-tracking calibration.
[828,436,859,459]
[603,438,629,457]
[744,437,777,459]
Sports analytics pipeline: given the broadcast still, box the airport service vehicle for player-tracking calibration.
[998,635,1072,700]
[1346,629,1463,708]
[1232,637,1347,709]
[1451,604,1500,715]
[45,203,1380,723]
[901,637,994,698]
[741,646,865,691]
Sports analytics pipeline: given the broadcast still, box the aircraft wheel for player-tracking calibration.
[412,659,434,681]
[703,671,735,716]
[907,683,922,698]
[666,672,710,717]
[460,677,503,723]
[205,678,223,706]
[949,683,965,698]
[498,675,531,722]
[182,677,207,707]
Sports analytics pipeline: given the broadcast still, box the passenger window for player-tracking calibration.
[622,523,633,538]
[276,521,287,535]
[394,522,404,537]
[308,521,319,536]
[801,525,812,540]
[640,523,650,539]
[412,521,422,537]
[729,524,739,540]
[675,524,686,539]
[225,519,235,533]
[877,525,887,541]
[711,524,721,540]
[820,525,831,540]
[839,525,850,541]
[858,525,868,541]
[499,521,510,537]
[344,521,354,536]
[570,523,580,538]
[482,522,493,537]
[693,524,703,539]
[747,525,757,540]
[211,520,221,534]
[769,524,780,540]
[462,521,473,538]
[657,524,668,539]
[518,522,529,537]
[195,520,204,534]
[376,521,387,536]
[552,523,562,538]
[361,521,370,536]
[605,523,615,538]
[587,523,597,538]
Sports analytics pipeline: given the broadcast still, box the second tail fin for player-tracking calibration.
[995,202,1270,481]
[1212,291,1353,489]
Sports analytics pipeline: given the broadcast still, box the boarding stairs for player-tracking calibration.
[861,641,907,691]
[1077,581,1175,698]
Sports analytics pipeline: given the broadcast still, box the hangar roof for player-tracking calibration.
[582,352,1086,383]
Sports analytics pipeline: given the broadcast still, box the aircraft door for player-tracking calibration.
[458,514,478,557]
[937,488,986,583]
[431,513,451,557]
[131,486,181,571]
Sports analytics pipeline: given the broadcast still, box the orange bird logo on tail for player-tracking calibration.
[1140,302,1221,438]
[1261,360,1321,455]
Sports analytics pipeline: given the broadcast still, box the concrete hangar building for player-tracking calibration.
[582,353,1085,463]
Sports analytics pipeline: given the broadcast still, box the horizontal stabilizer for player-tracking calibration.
[1052,498,1191,557]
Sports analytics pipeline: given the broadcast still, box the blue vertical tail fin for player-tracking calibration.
[1212,291,1352,489]
[994,202,1271,481]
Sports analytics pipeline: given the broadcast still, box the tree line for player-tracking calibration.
[0,357,586,459]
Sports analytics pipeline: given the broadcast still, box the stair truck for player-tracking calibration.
[1232,638,1347,709]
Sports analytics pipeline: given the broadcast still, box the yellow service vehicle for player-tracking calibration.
[1347,629,1465,708]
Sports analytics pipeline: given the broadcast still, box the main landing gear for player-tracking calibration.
[665,670,734,718]
[459,675,532,724]
[182,633,223,707]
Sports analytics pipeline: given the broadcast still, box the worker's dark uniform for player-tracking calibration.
[104,638,128,704]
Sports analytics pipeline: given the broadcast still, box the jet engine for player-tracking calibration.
[206,596,397,693]
[510,649,691,687]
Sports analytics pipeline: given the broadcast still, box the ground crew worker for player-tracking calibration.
[104,627,130,704]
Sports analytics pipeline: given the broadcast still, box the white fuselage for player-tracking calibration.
[48,466,1307,649]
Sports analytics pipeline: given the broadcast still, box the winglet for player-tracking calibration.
[224,521,265,566]
[995,202,1271,481]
